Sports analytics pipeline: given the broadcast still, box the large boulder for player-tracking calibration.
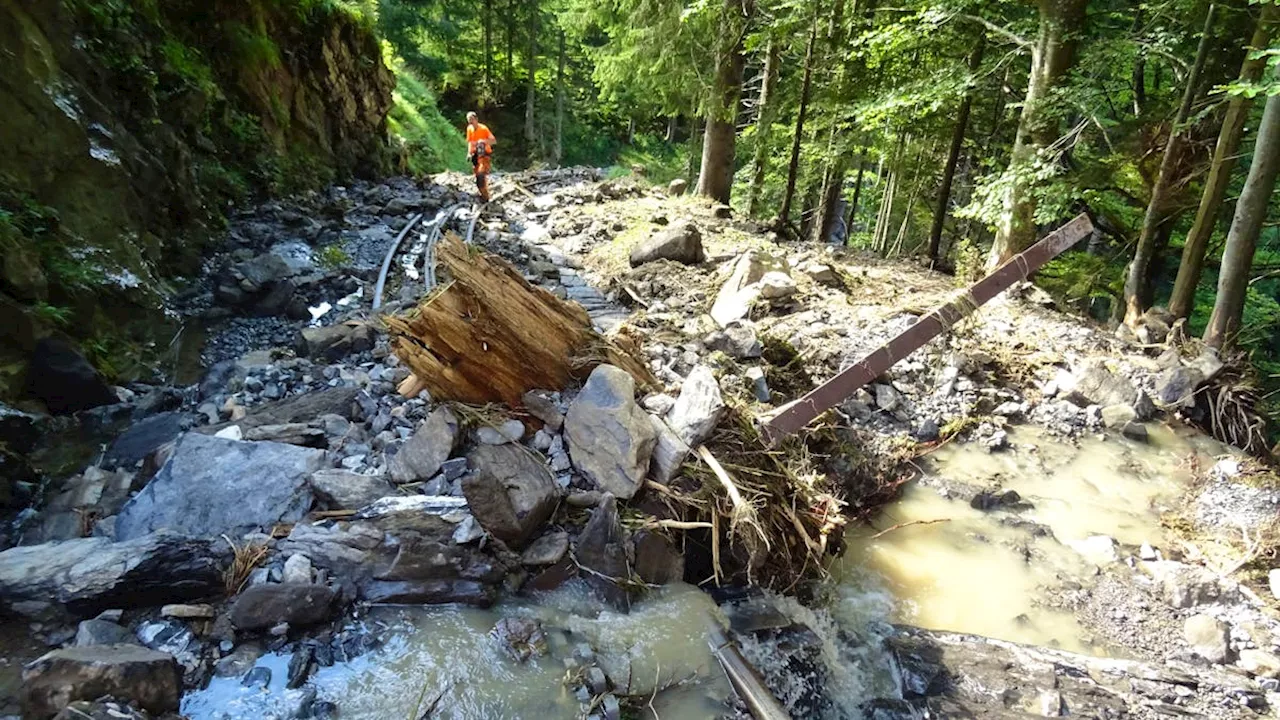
[629,220,705,267]
[229,583,339,630]
[667,365,726,447]
[309,469,396,510]
[296,322,375,361]
[21,645,181,719]
[388,407,459,483]
[103,412,191,470]
[704,321,761,359]
[113,433,326,541]
[0,532,226,619]
[462,444,559,547]
[1064,359,1136,407]
[564,365,658,500]
[26,337,117,414]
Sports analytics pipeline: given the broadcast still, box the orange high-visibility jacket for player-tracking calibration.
[467,123,496,155]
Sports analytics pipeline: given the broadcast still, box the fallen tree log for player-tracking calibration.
[385,233,654,406]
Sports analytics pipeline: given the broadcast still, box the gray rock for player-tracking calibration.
[103,412,190,470]
[667,179,687,196]
[1184,614,1230,664]
[522,532,570,565]
[114,434,326,541]
[1100,404,1137,428]
[1121,421,1148,441]
[745,367,770,403]
[1154,366,1205,409]
[229,584,338,631]
[282,554,314,584]
[629,220,705,267]
[522,390,564,431]
[633,530,683,584]
[22,645,181,718]
[463,445,559,547]
[1146,561,1230,608]
[641,393,676,416]
[648,414,690,484]
[759,271,797,299]
[490,617,548,662]
[243,423,326,446]
[576,494,631,610]
[565,365,658,500]
[296,322,375,363]
[474,419,526,445]
[1066,360,1136,407]
[452,514,485,543]
[74,619,135,647]
[705,321,762,359]
[28,337,118,415]
[388,407,459,483]
[667,365,726,447]
[0,533,226,620]
[873,384,901,412]
[309,470,395,510]
[1239,649,1280,678]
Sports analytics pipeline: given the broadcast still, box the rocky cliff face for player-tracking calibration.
[0,0,393,401]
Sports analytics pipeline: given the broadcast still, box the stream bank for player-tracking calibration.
[3,169,1280,719]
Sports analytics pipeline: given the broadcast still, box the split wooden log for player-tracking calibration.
[384,232,654,406]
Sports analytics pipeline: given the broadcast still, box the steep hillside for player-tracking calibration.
[0,0,394,399]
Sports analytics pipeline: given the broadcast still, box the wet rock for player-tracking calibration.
[362,579,496,606]
[50,699,151,719]
[1068,535,1118,565]
[0,532,226,619]
[1145,561,1229,608]
[522,532,569,565]
[287,645,316,688]
[215,644,265,677]
[1100,404,1136,428]
[632,530,683,584]
[27,337,117,414]
[565,365,658,501]
[462,444,559,547]
[474,418,526,445]
[522,390,564,431]
[1184,614,1230,664]
[309,469,395,510]
[388,407,459,483]
[104,412,191,470]
[576,494,631,610]
[1154,366,1204,409]
[21,645,180,718]
[969,489,1025,511]
[114,434,325,541]
[1120,421,1148,441]
[490,617,548,662]
[297,322,375,362]
[759,271,797,299]
[1239,649,1280,678]
[241,665,271,688]
[74,619,135,647]
[667,365,726,447]
[704,320,762,359]
[629,220,705,267]
[229,583,338,631]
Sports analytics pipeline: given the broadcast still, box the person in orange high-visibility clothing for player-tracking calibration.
[466,111,496,202]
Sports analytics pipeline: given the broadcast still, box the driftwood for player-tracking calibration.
[384,233,654,406]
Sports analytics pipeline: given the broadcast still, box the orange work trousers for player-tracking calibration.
[474,155,492,202]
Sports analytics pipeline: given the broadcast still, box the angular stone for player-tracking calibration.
[576,494,631,610]
[207,387,359,433]
[388,407,458,483]
[243,422,326,447]
[0,533,226,620]
[229,584,338,630]
[648,415,691,484]
[463,444,559,547]
[1239,649,1280,678]
[1066,360,1136,407]
[27,337,117,415]
[114,434,326,542]
[1184,614,1230,664]
[103,412,190,470]
[490,617,548,662]
[667,179,687,196]
[474,419,526,445]
[282,554,314,584]
[565,365,658,500]
[521,532,570,565]
[667,365,725,447]
[1154,366,1205,409]
[705,320,761,359]
[629,220,705,267]
[309,469,395,510]
[710,251,782,327]
[633,530,683,584]
[759,271,797,299]
[522,390,564,431]
[74,619,135,647]
[873,383,901,412]
[21,645,180,718]
[1067,535,1118,565]
[1100,404,1137,428]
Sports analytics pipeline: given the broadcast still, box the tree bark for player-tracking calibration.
[505,0,514,85]
[484,0,494,93]
[746,36,781,217]
[845,151,867,236]
[525,0,538,157]
[1203,87,1280,350]
[985,0,1088,269]
[779,7,821,227]
[928,37,985,266]
[809,0,853,244]
[553,30,565,166]
[666,115,679,143]
[687,112,703,185]
[1169,3,1279,319]
[1131,7,1146,116]
[1123,3,1217,325]
[696,0,751,204]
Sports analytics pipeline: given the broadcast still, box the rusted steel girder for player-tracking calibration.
[760,213,1095,444]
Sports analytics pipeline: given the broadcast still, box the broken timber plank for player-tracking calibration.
[384,232,655,406]
[760,213,1094,444]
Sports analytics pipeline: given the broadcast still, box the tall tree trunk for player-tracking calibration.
[696,0,752,204]
[873,134,906,255]
[1123,3,1217,325]
[1203,88,1280,350]
[1169,3,1279,319]
[746,36,781,217]
[505,0,514,85]
[553,30,565,166]
[1131,7,1146,116]
[666,115,679,143]
[779,6,821,227]
[484,0,493,93]
[525,0,537,157]
[845,151,867,236]
[809,0,853,244]
[985,0,1088,269]
[928,37,985,266]
[687,113,703,185]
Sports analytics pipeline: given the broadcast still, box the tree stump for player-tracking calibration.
[385,233,654,406]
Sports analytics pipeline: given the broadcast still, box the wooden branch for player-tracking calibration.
[959,14,1032,50]
[870,518,949,539]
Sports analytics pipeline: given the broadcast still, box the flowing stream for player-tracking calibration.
[182,424,1233,718]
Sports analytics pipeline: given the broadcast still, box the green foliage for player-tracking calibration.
[158,38,216,95]
[317,244,352,269]
[226,19,282,70]
[386,52,469,174]
[30,302,74,327]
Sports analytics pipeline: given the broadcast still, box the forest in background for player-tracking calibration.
[380,0,1280,436]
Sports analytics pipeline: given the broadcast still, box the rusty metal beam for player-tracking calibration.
[760,213,1095,444]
